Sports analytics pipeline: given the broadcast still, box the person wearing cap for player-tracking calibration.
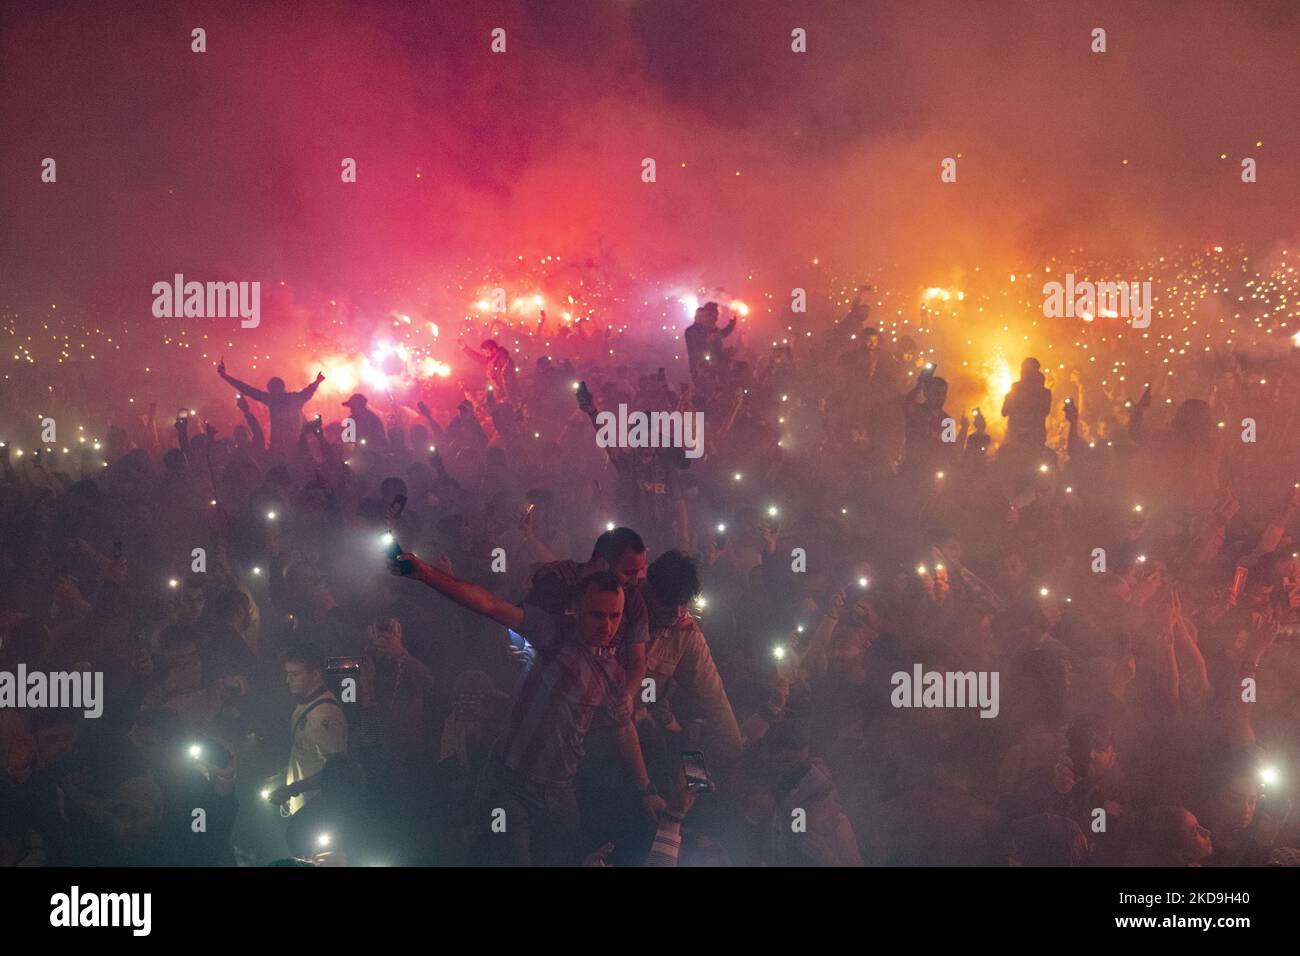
[341,393,387,448]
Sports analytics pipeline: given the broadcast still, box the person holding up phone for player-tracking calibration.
[388,549,664,865]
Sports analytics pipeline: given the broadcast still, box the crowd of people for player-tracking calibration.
[3,295,1300,867]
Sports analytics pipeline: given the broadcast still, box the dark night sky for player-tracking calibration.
[3,0,1299,311]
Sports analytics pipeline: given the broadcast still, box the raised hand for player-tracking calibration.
[827,588,847,621]
[1215,488,1239,523]
[581,842,615,868]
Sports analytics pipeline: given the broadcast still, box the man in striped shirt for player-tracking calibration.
[523,527,650,701]
[391,551,665,865]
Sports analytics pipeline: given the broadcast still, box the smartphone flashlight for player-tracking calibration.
[384,533,413,576]
[260,788,271,801]
[188,743,202,760]
[317,833,332,848]
[716,523,726,534]
[858,577,869,589]
[767,506,779,518]
[1260,766,1279,787]
[266,511,277,521]
[772,645,786,661]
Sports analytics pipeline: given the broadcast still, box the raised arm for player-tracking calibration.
[298,371,325,400]
[217,360,269,403]
[416,401,448,444]
[237,395,266,451]
[1128,384,1152,445]
[395,552,524,630]
[804,590,845,681]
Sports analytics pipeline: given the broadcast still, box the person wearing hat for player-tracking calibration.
[341,392,387,448]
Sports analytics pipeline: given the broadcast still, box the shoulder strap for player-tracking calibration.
[294,695,343,737]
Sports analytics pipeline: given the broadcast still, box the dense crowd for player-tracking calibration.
[3,296,1300,867]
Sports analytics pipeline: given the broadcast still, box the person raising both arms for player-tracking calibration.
[217,358,324,458]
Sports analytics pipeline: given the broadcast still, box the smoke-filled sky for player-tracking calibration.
[3,0,1299,318]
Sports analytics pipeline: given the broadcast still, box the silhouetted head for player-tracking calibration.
[1171,399,1214,444]
[646,549,701,614]
[267,377,286,395]
[924,376,949,406]
[696,302,720,327]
